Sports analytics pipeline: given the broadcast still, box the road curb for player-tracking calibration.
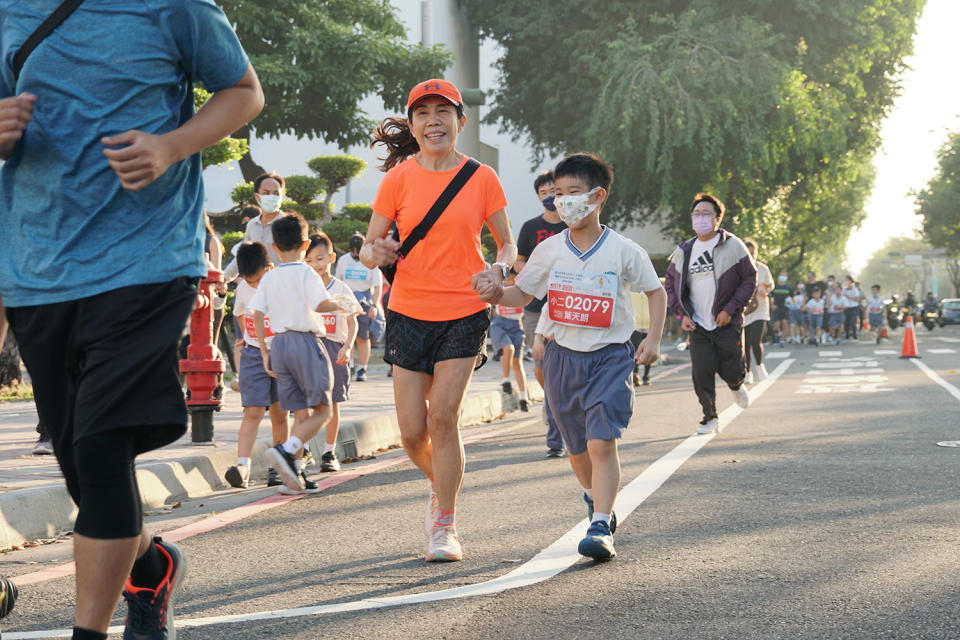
[0,385,543,550]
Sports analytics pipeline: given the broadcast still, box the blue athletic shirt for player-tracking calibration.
[0,0,249,306]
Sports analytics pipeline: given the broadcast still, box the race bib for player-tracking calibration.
[245,315,275,339]
[547,269,616,328]
[344,267,368,281]
[321,313,338,333]
[497,305,523,319]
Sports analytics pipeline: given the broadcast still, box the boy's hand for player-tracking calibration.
[635,336,660,366]
[336,345,352,366]
[0,93,36,149]
[472,270,503,303]
[532,334,546,361]
[102,130,178,191]
[681,315,695,332]
[260,348,277,378]
[366,306,377,319]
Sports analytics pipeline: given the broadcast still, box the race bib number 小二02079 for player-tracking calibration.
[547,269,616,328]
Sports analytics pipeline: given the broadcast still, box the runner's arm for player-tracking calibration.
[486,209,518,277]
[360,213,400,268]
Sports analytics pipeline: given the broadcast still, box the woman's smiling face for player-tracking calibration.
[408,96,464,155]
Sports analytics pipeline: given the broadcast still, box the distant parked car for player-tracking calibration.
[939,298,960,326]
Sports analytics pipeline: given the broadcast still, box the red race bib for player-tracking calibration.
[546,269,616,329]
[245,315,275,339]
[321,313,338,334]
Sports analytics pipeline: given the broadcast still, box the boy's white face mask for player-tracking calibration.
[554,187,600,225]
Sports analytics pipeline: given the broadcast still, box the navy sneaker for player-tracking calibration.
[122,537,187,639]
[266,445,304,491]
[546,448,566,458]
[578,520,616,560]
[583,493,617,533]
[266,467,282,487]
[0,576,18,620]
[356,367,367,382]
[320,451,340,472]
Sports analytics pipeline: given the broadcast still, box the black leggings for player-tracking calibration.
[67,430,144,539]
[744,320,765,368]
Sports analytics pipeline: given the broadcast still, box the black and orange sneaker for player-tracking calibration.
[122,537,187,640]
[0,576,18,619]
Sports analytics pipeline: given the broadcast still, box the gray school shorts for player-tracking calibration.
[322,337,350,404]
[523,309,541,365]
[270,331,333,411]
[490,315,524,353]
[239,345,279,408]
[542,340,635,456]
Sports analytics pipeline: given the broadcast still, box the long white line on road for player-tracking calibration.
[910,359,960,404]
[4,358,796,640]
[764,352,791,360]
[927,348,957,354]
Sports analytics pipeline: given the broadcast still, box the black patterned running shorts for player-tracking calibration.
[384,308,490,374]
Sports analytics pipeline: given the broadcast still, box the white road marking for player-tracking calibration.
[797,356,889,394]
[4,364,795,640]
[764,352,791,360]
[819,351,842,357]
[935,337,960,343]
[927,348,957,354]
[874,350,898,355]
[910,359,960,404]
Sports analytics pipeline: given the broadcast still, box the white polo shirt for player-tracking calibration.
[247,262,330,335]
[233,279,274,348]
[317,277,355,344]
[335,252,383,293]
[515,227,662,352]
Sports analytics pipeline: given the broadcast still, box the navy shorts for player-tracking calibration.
[239,345,278,408]
[522,309,541,364]
[322,337,350,403]
[808,314,822,333]
[542,341,635,456]
[868,312,883,329]
[772,307,789,323]
[384,308,490,374]
[788,309,802,325]
[490,315,524,353]
[828,312,844,329]
[270,331,333,411]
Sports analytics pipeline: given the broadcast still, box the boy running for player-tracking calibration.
[805,288,825,345]
[306,232,360,472]
[475,152,667,561]
[865,285,886,343]
[248,214,351,492]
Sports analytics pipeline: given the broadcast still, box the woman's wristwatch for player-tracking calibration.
[492,262,510,280]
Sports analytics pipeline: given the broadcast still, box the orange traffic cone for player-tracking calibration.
[863,317,870,331]
[879,326,889,340]
[899,315,919,358]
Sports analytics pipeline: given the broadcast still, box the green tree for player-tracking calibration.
[917,129,960,296]
[462,0,923,266]
[218,0,454,179]
[340,203,374,223]
[283,175,326,220]
[322,219,369,252]
[857,236,955,298]
[307,155,368,220]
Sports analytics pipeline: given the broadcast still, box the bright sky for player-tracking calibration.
[846,0,960,273]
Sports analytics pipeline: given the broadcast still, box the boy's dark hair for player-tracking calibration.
[872,284,881,290]
[239,204,262,224]
[812,287,822,295]
[690,192,725,220]
[348,232,364,253]
[553,152,614,192]
[271,213,308,251]
[533,170,555,193]
[253,172,285,193]
[827,274,835,280]
[236,242,270,277]
[308,232,334,255]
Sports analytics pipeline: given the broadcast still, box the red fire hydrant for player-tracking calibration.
[179,268,225,443]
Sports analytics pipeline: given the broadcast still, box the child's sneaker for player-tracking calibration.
[266,445,304,491]
[755,363,769,381]
[356,367,367,382]
[0,576,18,620]
[278,471,320,495]
[730,385,750,408]
[224,464,249,489]
[320,451,340,472]
[426,525,462,562]
[122,537,186,640]
[519,399,530,412]
[582,493,617,533]
[578,520,615,560]
[744,370,754,385]
[266,467,282,487]
[301,447,315,468]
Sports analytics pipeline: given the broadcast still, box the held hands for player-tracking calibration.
[471,268,503,304]
[102,130,178,192]
[715,310,732,327]
[370,236,401,267]
[635,336,661,366]
[367,306,378,320]
[681,316,695,332]
[0,93,36,149]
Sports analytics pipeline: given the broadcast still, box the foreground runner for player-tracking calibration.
[477,152,666,561]
[0,3,262,638]
[362,79,516,562]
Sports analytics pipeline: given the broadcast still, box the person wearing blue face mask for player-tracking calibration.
[514,170,568,458]
[223,172,288,282]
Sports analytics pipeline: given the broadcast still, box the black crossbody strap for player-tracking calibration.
[13,0,84,82]
[397,157,481,258]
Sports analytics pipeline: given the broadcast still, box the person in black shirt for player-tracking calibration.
[515,170,567,457]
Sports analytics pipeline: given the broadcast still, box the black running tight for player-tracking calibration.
[744,320,765,368]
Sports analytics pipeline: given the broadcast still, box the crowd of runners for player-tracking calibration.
[0,2,909,638]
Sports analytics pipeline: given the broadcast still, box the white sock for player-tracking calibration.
[591,512,611,524]
[502,377,511,385]
[237,457,251,467]
[520,390,528,401]
[584,488,594,501]
[323,442,335,454]
[294,458,303,473]
[282,436,303,455]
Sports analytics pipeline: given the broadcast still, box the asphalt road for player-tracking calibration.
[2,328,959,639]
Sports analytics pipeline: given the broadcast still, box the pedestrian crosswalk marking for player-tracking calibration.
[765,352,791,360]
[798,356,890,394]
[873,350,898,355]
[819,351,842,357]
[927,348,956,354]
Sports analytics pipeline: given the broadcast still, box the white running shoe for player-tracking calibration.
[426,525,463,562]
[424,487,439,537]
[676,341,688,352]
[744,370,754,385]
[755,363,769,381]
[731,385,750,408]
[697,417,719,435]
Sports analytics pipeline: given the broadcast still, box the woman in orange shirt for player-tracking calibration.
[360,79,517,562]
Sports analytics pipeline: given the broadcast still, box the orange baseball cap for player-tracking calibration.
[406,79,463,114]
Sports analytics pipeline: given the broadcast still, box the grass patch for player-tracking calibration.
[0,381,33,402]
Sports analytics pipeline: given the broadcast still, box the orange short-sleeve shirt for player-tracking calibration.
[372,155,507,321]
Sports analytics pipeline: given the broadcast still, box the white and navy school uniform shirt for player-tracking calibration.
[515,227,662,352]
[317,277,354,344]
[247,262,330,336]
[335,253,383,304]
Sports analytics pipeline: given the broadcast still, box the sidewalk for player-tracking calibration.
[0,341,684,550]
